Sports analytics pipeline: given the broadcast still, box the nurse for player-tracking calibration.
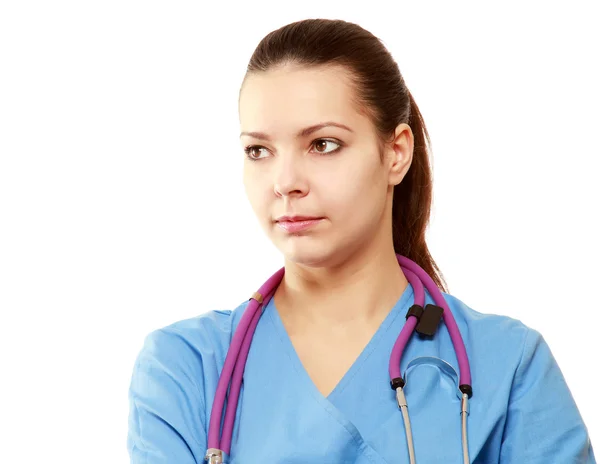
[127,18,596,463]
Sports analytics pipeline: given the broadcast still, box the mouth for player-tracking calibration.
[276,217,324,233]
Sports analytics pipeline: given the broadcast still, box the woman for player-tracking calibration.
[127,18,595,463]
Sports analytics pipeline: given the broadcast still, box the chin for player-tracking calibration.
[279,243,337,268]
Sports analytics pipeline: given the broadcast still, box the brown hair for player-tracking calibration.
[239,18,449,294]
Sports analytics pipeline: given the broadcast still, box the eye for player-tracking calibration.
[313,139,341,154]
[244,138,342,161]
[244,145,268,161]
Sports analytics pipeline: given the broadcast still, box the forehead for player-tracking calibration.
[239,65,366,135]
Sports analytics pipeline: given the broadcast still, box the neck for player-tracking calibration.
[273,241,408,333]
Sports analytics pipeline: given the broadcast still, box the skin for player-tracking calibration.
[238,63,415,394]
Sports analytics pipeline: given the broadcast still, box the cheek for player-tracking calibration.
[246,181,277,222]
[326,168,385,226]
[326,163,379,205]
[325,179,358,207]
[243,177,267,216]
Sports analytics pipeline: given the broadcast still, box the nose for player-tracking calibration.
[273,154,308,198]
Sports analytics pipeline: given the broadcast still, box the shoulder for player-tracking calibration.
[129,300,254,425]
[435,293,594,461]
[127,301,255,459]
[134,299,253,372]
[437,291,541,370]
[441,290,533,343]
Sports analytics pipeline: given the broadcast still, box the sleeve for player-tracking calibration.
[499,327,596,463]
[127,328,208,463]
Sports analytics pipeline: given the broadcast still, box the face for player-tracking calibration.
[239,64,413,269]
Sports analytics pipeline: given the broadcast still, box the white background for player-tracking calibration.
[1,1,598,462]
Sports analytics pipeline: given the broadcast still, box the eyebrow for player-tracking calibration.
[239,121,354,141]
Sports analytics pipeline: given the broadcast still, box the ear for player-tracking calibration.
[386,123,414,187]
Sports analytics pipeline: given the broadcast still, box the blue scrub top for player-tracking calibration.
[127,283,596,463]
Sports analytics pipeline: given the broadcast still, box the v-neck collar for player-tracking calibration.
[265,283,414,402]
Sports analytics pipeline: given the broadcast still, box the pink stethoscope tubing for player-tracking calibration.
[205,253,472,461]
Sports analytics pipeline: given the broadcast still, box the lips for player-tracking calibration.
[276,215,323,222]
[276,217,324,233]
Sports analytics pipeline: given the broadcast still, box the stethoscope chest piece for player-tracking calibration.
[403,356,465,402]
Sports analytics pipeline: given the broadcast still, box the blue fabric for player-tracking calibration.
[127,284,596,463]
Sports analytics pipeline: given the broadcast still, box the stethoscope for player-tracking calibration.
[205,253,473,464]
